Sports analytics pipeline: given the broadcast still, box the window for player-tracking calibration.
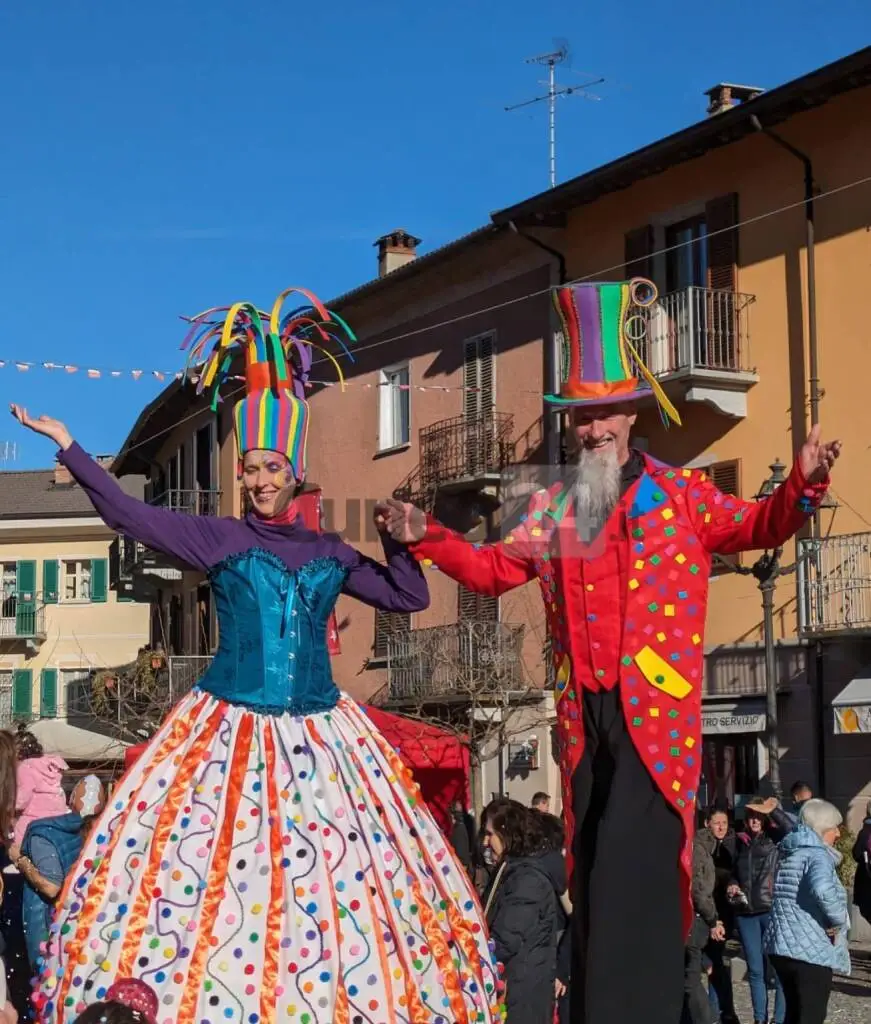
[373,609,411,660]
[708,459,743,574]
[378,364,410,450]
[0,671,12,726]
[458,585,498,622]
[1,564,16,620]
[666,215,708,292]
[62,559,92,601]
[62,667,92,718]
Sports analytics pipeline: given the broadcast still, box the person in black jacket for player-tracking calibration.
[853,799,871,927]
[482,800,564,1024]
[685,834,722,1024]
[728,803,785,1024]
[696,808,738,1023]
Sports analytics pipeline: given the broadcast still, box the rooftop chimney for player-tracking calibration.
[375,229,421,278]
[53,460,72,486]
[704,82,764,117]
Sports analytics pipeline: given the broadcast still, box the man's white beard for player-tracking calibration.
[570,444,622,540]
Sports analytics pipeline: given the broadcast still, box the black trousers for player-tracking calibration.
[684,916,711,1024]
[770,956,834,1024]
[570,687,684,1024]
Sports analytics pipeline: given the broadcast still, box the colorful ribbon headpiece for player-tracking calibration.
[105,979,159,1024]
[181,287,356,480]
[546,278,681,426]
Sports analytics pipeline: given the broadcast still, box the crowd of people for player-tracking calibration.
[685,782,870,1024]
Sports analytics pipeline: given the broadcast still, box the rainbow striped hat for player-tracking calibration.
[182,287,356,480]
[547,278,681,426]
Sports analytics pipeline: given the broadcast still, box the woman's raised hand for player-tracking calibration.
[9,405,73,450]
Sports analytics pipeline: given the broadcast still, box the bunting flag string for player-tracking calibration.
[0,359,524,393]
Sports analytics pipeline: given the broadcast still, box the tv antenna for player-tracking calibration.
[0,442,17,467]
[506,42,604,189]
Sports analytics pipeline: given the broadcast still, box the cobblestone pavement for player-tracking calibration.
[727,949,870,1024]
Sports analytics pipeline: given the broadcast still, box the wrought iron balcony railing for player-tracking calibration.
[121,489,221,575]
[798,532,871,635]
[633,287,756,377]
[418,412,514,494]
[0,593,46,640]
[386,621,525,703]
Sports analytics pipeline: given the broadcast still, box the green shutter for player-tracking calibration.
[15,560,36,636]
[40,668,57,719]
[42,560,59,604]
[90,559,108,603]
[12,669,32,720]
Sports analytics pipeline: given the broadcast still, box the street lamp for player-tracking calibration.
[731,459,837,798]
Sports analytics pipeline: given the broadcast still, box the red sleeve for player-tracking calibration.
[408,493,548,597]
[686,459,829,556]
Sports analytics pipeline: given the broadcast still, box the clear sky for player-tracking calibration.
[1,1,868,467]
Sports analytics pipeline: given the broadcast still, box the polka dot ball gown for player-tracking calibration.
[34,552,502,1024]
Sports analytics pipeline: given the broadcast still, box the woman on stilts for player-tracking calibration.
[12,288,502,1024]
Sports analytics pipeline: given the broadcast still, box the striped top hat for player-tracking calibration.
[182,287,356,481]
[546,278,681,426]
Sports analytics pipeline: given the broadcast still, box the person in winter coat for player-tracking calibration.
[852,798,871,928]
[449,799,477,878]
[728,802,785,1024]
[8,776,106,967]
[685,835,723,1024]
[482,799,564,1024]
[13,726,67,847]
[696,808,738,1023]
[765,799,850,1024]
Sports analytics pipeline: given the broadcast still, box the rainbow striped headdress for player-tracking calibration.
[181,287,356,480]
[547,278,681,426]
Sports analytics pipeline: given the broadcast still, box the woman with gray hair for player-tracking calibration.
[764,799,850,1024]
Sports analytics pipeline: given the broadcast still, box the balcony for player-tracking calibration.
[703,644,807,698]
[635,287,758,418]
[0,593,46,646]
[798,532,871,636]
[386,621,525,704]
[419,412,514,495]
[121,489,221,581]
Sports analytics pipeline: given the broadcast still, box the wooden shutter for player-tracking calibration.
[463,335,495,418]
[90,558,108,603]
[12,669,32,720]
[374,610,411,659]
[40,668,58,718]
[705,194,739,291]
[42,560,59,604]
[624,225,654,282]
[15,560,36,635]
[709,459,742,573]
[458,585,498,622]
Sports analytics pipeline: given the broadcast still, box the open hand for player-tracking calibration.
[746,797,779,816]
[799,424,841,485]
[377,498,427,544]
[9,405,73,450]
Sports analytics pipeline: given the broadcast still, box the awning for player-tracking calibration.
[832,669,871,734]
[30,719,128,761]
[702,700,766,735]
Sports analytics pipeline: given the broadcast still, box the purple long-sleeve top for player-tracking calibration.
[59,442,429,613]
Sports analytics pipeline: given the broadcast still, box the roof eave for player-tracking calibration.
[491,46,871,226]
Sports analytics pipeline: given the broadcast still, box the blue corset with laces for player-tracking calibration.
[197,549,347,714]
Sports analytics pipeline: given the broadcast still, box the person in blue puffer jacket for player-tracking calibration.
[764,799,850,1024]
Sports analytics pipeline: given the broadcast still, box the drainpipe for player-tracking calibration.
[507,221,568,468]
[750,116,826,793]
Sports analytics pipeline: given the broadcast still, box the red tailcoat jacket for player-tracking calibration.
[410,453,828,934]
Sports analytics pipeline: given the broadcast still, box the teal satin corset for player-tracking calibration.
[198,549,347,714]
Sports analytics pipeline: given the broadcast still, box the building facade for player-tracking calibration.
[0,457,149,764]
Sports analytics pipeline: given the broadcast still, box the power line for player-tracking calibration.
[119,169,871,457]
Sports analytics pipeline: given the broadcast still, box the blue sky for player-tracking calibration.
[1,1,868,467]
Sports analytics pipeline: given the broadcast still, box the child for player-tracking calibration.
[65,980,157,1024]
[13,728,67,846]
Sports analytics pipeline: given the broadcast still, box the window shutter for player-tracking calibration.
[709,459,742,573]
[42,560,59,604]
[705,194,739,291]
[15,560,36,600]
[458,585,498,622]
[463,340,479,419]
[478,335,495,412]
[40,668,57,719]
[374,610,411,659]
[90,559,108,603]
[624,225,654,282]
[12,669,32,720]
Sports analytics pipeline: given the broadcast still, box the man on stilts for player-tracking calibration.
[383,277,841,1024]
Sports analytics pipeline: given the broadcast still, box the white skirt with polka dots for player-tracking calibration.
[34,691,502,1024]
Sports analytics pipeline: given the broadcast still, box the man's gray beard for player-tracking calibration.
[570,445,622,540]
